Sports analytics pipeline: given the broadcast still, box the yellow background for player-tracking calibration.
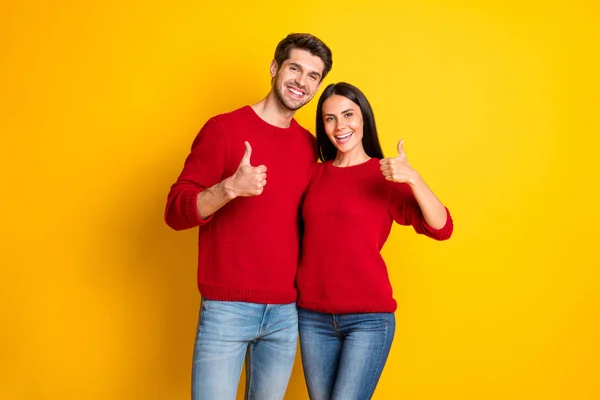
[2,0,599,399]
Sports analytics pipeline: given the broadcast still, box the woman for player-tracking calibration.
[297,82,454,400]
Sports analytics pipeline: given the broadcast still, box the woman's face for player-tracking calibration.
[321,95,364,155]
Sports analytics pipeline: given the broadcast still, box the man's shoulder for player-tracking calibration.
[197,106,252,139]
[291,120,316,143]
[292,120,313,134]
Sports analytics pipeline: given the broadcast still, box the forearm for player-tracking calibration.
[196,177,237,219]
[408,175,447,229]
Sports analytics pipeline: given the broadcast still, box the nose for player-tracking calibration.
[295,74,307,88]
[334,121,346,132]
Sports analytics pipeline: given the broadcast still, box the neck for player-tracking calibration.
[332,147,370,167]
[251,91,295,128]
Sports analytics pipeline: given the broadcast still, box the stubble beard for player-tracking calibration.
[274,77,310,112]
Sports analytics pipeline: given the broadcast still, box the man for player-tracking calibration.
[164,33,333,400]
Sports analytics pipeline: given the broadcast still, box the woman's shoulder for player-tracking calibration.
[308,161,327,176]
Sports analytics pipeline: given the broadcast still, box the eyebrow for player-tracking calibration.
[289,62,322,79]
[324,109,354,117]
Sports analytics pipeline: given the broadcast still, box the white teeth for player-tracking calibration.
[288,87,303,96]
[336,132,352,140]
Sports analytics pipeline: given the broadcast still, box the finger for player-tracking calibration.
[256,165,267,174]
[385,175,394,181]
[397,139,405,156]
[256,178,267,187]
[240,141,252,166]
[380,158,391,166]
[383,163,396,173]
[380,164,393,172]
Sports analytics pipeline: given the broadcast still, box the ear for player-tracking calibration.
[270,60,277,77]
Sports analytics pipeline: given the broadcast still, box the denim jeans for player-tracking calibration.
[191,299,298,400]
[298,308,396,400]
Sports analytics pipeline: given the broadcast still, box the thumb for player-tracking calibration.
[397,139,405,156]
[240,141,252,166]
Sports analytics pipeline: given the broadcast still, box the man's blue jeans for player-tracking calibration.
[191,299,298,400]
[299,308,396,400]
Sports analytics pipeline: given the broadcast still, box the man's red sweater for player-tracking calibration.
[297,159,453,314]
[165,106,316,303]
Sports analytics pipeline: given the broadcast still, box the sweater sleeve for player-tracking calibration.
[388,182,454,241]
[164,118,226,231]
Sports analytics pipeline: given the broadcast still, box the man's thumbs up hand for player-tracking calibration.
[239,141,253,167]
[227,141,268,198]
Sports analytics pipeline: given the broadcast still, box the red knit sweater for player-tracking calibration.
[297,159,453,313]
[165,106,316,303]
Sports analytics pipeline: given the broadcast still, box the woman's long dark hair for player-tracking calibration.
[316,82,384,162]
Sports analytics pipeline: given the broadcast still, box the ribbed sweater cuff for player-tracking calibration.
[186,188,213,226]
[422,207,453,240]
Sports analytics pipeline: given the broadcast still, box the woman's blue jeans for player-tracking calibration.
[299,308,396,400]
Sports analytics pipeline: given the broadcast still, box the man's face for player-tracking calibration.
[271,49,325,111]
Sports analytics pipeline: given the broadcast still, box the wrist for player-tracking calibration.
[220,176,238,200]
[406,171,423,188]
